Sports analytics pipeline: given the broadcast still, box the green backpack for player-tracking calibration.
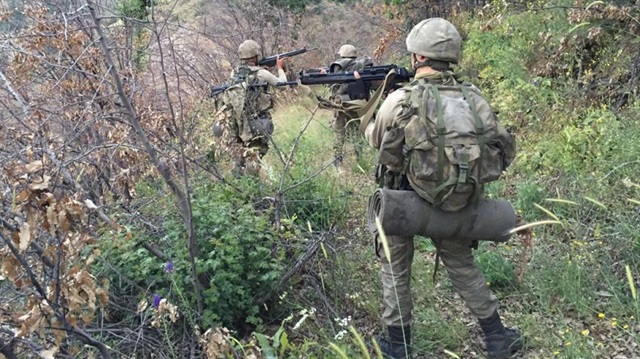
[383,79,513,211]
[216,66,273,142]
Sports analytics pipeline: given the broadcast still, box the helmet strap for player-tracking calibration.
[413,58,451,72]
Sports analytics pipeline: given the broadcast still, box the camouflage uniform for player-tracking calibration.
[364,18,522,359]
[329,45,372,165]
[366,71,516,327]
[218,40,287,176]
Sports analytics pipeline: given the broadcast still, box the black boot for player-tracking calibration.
[376,325,412,359]
[478,311,523,359]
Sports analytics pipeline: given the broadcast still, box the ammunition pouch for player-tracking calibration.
[375,164,411,191]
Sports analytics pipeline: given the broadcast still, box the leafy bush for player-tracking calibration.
[97,179,286,331]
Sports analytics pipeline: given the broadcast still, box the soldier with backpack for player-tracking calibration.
[215,39,288,176]
[363,18,522,359]
[328,44,374,167]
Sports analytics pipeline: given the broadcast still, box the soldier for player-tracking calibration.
[328,44,373,167]
[217,39,287,176]
[364,18,522,359]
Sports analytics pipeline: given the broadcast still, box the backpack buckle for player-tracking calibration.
[458,161,469,183]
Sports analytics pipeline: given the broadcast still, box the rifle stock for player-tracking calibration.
[258,47,317,67]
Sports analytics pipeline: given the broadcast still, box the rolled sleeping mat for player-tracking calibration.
[367,189,517,242]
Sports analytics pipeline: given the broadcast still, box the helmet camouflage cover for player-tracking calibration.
[238,40,262,60]
[338,44,357,58]
[406,18,462,64]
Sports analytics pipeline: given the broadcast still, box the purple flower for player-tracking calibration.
[165,260,173,273]
[152,294,162,309]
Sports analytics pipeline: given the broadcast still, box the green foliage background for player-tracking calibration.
[92,0,640,357]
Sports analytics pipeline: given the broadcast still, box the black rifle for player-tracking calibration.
[210,81,298,97]
[299,64,414,90]
[211,65,412,97]
[258,47,318,68]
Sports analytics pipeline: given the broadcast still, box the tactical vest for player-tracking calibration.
[378,75,510,211]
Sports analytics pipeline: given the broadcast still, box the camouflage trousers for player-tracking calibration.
[231,135,269,177]
[332,111,364,161]
[378,234,499,327]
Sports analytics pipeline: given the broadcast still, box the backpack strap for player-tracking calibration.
[427,84,447,186]
[459,84,484,204]
[233,66,251,83]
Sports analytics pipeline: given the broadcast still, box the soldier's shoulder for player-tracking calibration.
[381,88,410,107]
[330,58,354,72]
[457,80,484,94]
[459,81,492,103]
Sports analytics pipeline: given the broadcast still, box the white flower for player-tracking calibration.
[293,313,309,330]
[334,330,347,340]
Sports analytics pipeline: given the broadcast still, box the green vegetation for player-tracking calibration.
[97,179,287,331]
[4,0,639,358]
[98,2,640,356]
[224,2,640,358]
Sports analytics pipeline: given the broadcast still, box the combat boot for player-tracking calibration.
[478,311,523,359]
[376,325,412,359]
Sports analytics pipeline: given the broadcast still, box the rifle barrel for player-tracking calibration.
[258,47,316,67]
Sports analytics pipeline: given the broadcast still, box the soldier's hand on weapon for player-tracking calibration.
[276,56,288,70]
[354,70,361,79]
[320,68,327,74]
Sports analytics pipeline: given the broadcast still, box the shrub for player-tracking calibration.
[97,179,287,331]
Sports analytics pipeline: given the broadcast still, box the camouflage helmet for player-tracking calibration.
[238,40,262,60]
[338,44,357,58]
[406,18,462,64]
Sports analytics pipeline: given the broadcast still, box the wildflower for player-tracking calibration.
[165,260,174,273]
[334,316,352,327]
[334,329,347,340]
[598,313,605,318]
[623,324,629,329]
[554,351,560,355]
[293,313,309,330]
[293,308,316,330]
[565,341,572,346]
[581,329,589,336]
[152,294,162,309]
